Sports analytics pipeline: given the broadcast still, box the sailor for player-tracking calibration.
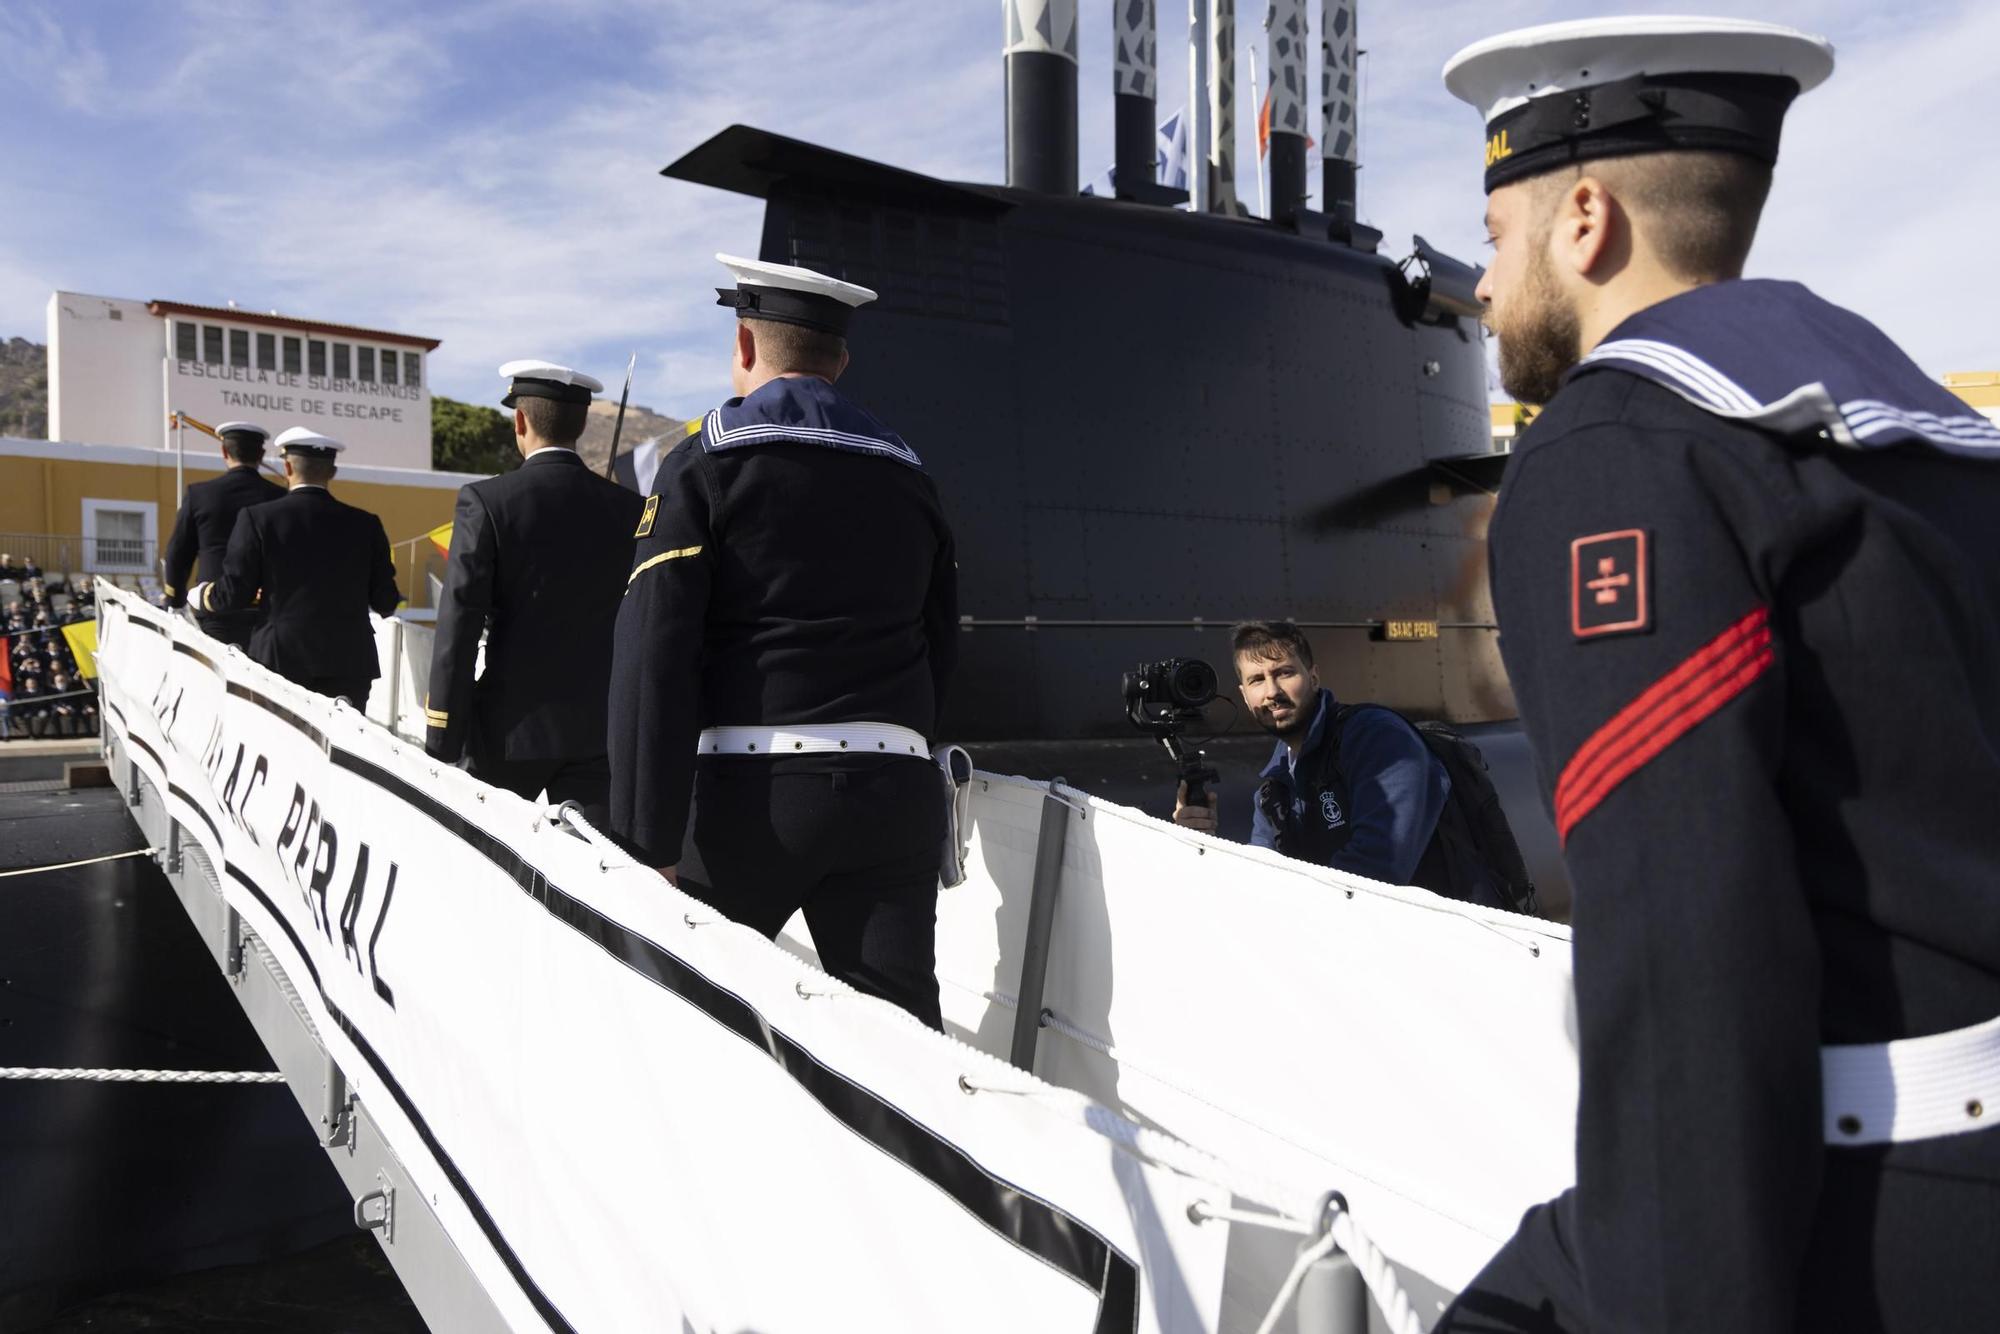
[608,254,960,1029]
[424,361,643,815]
[191,428,403,706]
[161,421,286,648]
[1435,18,2000,1332]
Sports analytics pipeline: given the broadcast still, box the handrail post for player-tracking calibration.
[1008,778,1072,1072]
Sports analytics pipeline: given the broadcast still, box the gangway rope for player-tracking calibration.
[0,1067,286,1084]
[0,847,162,878]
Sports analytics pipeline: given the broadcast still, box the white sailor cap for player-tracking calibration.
[273,426,345,458]
[715,253,877,336]
[214,421,271,443]
[499,360,604,409]
[1443,17,1834,193]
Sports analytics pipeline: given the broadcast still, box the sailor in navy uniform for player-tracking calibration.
[608,254,959,1028]
[161,420,285,647]
[1434,18,2000,1332]
[424,361,643,815]
[192,428,403,707]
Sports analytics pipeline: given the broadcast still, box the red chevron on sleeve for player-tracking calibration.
[1554,605,1776,844]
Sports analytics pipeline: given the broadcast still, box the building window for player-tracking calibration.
[357,346,376,382]
[309,340,327,376]
[203,326,224,364]
[381,347,398,384]
[256,332,276,370]
[175,322,197,362]
[81,498,159,575]
[333,343,351,380]
[283,336,302,374]
[229,328,249,368]
[403,352,421,387]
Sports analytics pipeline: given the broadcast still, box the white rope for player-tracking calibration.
[1331,1205,1424,1334]
[1253,1226,1342,1334]
[0,847,160,878]
[0,1066,285,1084]
[550,800,634,871]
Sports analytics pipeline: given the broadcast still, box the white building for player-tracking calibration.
[47,291,438,470]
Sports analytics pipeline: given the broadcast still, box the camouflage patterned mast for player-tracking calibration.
[1003,0,1080,195]
[1206,0,1240,214]
[1112,0,1158,198]
[1265,0,1309,221]
[1320,0,1358,226]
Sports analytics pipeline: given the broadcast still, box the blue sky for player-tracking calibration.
[2,0,1994,418]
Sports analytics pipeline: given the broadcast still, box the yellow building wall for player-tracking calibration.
[0,449,471,604]
[1944,372,2000,413]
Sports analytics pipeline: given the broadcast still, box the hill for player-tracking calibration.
[0,338,49,438]
[574,399,698,476]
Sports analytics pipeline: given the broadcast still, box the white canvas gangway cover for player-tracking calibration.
[96,583,1580,1332]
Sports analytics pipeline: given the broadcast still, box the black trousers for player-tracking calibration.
[296,677,372,709]
[471,751,613,821]
[680,757,946,1030]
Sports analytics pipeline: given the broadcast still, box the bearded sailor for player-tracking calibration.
[607,254,960,1029]
[1436,17,2000,1333]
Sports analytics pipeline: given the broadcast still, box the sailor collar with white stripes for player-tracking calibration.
[1568,279,2000,459]
[702,375,923,470]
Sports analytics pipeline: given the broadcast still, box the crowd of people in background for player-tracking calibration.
[1,552,99,739]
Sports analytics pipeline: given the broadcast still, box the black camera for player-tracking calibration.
[1122,657,1222,807]
[1121,658,1219,718]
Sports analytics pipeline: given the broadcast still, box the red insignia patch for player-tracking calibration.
[1571,529,1649,639]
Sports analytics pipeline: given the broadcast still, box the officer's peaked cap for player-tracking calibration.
[1444,17,1834,193]
[273,426,345,458]
[214,421,271,443]
[500,360,604,409]
[715,253,877,337]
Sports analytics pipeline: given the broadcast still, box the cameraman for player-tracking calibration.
[1175,620,1459,893]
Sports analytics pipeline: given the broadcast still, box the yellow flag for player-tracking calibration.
[428,521,453,556]
[62,621,99,680]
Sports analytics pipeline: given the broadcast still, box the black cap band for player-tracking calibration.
[716,286,854,336]
[502,378,595,409]
[1484,71,1801,192]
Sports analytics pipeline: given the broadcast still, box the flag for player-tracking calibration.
[1082,108,1191,198]
[0,637,11,700]
[428,521,453,557]
[1256,92,1314,160]
[61,621,98,680]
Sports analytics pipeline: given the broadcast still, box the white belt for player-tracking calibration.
[696,723,930,758]
[1822,1013,2000,1146]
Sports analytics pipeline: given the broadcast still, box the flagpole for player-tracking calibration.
[1248,46,1265,217]
[605,352,635,480]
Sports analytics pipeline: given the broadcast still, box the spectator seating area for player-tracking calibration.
[2,552,100,740]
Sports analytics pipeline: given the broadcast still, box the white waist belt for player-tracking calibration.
[1822,1013,2000,1146]
[696,723,930,759]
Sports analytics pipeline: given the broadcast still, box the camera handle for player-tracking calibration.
[1160,732,1221,808]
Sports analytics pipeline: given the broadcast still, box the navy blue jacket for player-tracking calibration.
[607,376,958,868]
[1248,688,1450,887]
[1447,281,2000,1334]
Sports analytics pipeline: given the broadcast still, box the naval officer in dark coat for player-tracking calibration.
[162,420,286,647]
[1435,18,2000,1333]
[424,361,643,813]
[193,428,402,706]
[609,254,959,1028]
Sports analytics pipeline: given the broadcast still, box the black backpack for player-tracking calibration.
[1332,705,1541,917]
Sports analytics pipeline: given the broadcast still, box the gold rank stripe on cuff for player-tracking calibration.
[423,707,449,728]
[626,545,705,587]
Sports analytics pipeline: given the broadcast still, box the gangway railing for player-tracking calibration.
[99,582,1526,1334]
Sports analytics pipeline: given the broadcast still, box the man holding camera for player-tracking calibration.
[1175,621,1503,903]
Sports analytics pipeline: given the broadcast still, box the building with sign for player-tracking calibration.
[46,291,438,470]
